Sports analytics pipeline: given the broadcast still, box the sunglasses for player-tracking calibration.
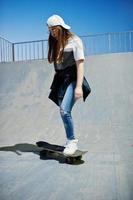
[49,27,58,34]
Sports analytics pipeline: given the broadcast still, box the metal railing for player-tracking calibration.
[13,39,48,62]
[0,37,13,62]
[81,31,133,56]
[0,30,133,62]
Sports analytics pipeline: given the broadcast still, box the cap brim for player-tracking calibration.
[47,22,71,29]
[62,24,71,29]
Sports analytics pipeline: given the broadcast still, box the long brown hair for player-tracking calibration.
[48,26,74,63]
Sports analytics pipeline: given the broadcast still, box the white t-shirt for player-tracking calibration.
[64,35,85,61]
[54,35,85,71]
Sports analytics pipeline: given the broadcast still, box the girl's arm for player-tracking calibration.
[75,59,84,99]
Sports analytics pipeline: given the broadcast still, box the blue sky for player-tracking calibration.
[0,0,133,42]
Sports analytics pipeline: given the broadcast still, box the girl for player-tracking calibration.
[47,15,91,155]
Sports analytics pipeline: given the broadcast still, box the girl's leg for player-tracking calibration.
[58,82,76,140]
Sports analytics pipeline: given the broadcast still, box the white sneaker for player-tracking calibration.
[63,140,71,147]
[63,139,78,155]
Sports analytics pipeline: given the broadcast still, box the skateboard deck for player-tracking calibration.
[36,141,87,164]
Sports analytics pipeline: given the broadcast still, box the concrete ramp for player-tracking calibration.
[0,53,133,200]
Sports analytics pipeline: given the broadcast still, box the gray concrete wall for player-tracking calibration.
[0,52,133,200]
[0,52,133,144]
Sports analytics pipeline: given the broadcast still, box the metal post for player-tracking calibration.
[0,38,2,62]
[129,31,132,51]
[12,43,15,61]
[37,42,39,59]
[33,42,35,59]
[42,41,44,59]
[108,33,111,53]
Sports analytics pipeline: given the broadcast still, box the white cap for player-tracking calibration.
[47,15,71,30]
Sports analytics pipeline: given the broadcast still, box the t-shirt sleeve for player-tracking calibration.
[73,37,85,61]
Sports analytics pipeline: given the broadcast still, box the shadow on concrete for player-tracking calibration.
[0,143,85,165]
[0,143,42,155]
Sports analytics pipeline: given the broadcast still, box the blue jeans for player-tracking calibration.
[58,81,76,140]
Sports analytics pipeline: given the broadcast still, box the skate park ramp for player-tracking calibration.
[0,52,133,200]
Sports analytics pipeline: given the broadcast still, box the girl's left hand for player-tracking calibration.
[74,86,83,100]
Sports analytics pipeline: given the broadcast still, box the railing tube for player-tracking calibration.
[12,43,15,62]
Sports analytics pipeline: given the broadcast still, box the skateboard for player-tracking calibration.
[36,141,87,164]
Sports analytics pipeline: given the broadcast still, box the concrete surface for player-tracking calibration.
[0,52,133,200]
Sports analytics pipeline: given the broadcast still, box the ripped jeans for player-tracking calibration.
[58,81,76,140]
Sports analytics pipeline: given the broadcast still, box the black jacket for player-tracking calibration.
[48,65,91,106]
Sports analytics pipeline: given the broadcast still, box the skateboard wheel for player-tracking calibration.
[48,151,55,155]
[66,157,75,164]
[76,156,82,160]
[40,150,48,156]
